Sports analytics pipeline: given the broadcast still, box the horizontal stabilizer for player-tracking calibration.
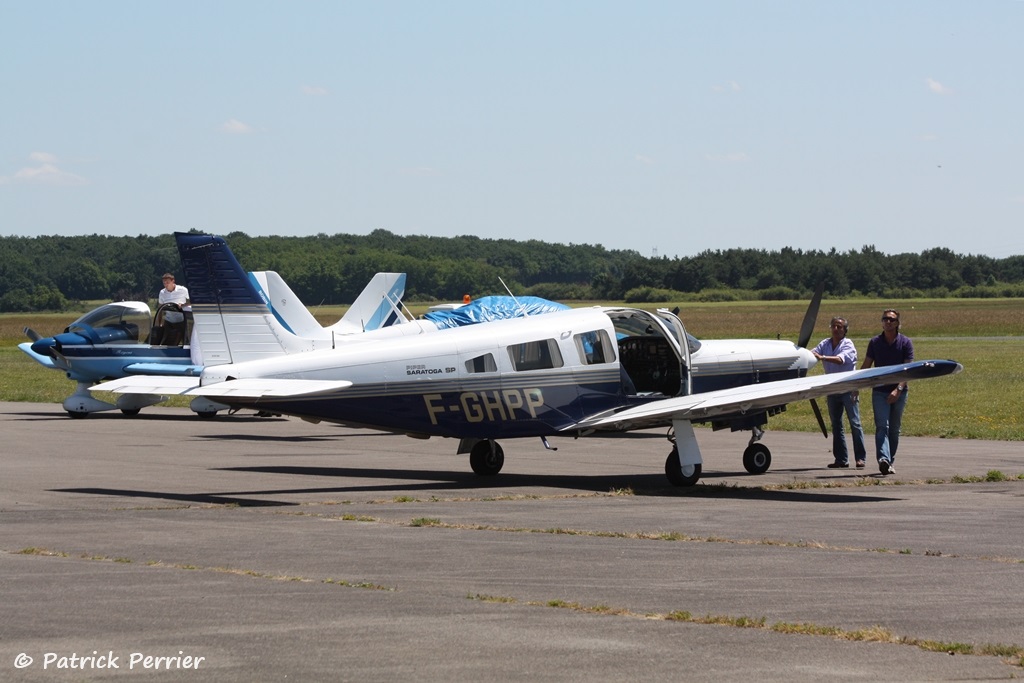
[125,363,204,377]
[186,378,353,398]
[91,376,200,395]
[92,376,352,399]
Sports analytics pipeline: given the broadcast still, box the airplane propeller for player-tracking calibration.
[797,281,829,439]
[796,281,824,350]
[26,327,62,360]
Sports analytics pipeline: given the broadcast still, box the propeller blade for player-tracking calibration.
[809,398,828,438]
[23,326,42,342]
[797,280,825,349]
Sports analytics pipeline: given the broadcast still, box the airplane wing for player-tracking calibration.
[572,360,962,431]
[92,376,353,399]
[91,376,204,395]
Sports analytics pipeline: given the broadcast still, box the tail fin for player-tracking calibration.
[251,270,408,337]
[176,233,312,366]
[249,270,323,338]
[333,272,408,334]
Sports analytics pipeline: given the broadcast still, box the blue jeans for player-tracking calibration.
[871,388,909,464]
[827,392,866,465]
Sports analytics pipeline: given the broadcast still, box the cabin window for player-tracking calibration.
[574,329,614,365]
[507,338,563,371]
[465,353,497,373]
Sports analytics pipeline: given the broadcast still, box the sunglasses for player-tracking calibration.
[882,316,897,322]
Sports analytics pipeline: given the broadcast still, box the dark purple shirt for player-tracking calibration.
[867,332,914,392]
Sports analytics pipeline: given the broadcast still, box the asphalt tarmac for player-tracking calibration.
[2,401,1022,681]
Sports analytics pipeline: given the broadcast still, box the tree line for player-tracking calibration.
[1,230,1022,312]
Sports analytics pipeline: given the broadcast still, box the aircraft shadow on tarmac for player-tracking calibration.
[51,465,898,506]
[14,410,288,423]
[91,464,893,505]
[51,487,296,507]
[199,433,344,443]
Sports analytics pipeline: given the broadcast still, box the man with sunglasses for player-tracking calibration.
[861,309,915,475]
[813,317,867,469]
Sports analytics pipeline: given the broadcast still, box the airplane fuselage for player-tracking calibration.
[47,344,192,383]
[195,307,816,439]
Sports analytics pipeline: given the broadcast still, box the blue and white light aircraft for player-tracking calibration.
[21,268,408,418]
[94,233,962,485]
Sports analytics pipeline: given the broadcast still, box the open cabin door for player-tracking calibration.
[605,308,691,398]
[656,308,692,397]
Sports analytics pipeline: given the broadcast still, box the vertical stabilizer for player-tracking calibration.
[332,272,408,334]
[175,233,312,366]
[250,271,323,338]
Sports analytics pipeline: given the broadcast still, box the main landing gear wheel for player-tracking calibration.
[469,441,504,476]
[742,443,772,474]
[67,410,88,419]
[120,408,141,416]
[665,447,702,487]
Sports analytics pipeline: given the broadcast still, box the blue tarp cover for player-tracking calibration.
[423,296,570,329]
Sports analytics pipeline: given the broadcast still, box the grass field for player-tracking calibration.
[3,298,1022,440]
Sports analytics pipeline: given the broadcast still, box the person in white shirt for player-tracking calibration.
[812,317,867,469]
[157,272,190,345]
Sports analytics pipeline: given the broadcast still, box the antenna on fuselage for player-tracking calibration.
[498,277,529,318]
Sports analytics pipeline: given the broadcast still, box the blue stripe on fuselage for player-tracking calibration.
[208,377,625,439]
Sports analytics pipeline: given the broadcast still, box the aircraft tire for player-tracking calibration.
[469,441,504,476]
[66,411,88,419]
[665,447,701,486]
[120,409,141,417]
[197,411,218,419]
[743,443,772,474]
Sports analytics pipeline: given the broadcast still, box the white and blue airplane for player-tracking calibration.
[21,268,408,418]
[94,233,962,486]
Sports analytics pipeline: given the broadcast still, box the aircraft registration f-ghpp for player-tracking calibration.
[94,233,963,486]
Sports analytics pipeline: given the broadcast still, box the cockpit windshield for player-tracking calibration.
[67,302,151,344]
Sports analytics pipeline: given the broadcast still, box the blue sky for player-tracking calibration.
[2,1,1022,258]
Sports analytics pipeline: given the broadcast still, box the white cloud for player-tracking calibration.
[926,78,953,95]
[301,85,328,96]
[221,118,255,134]
[29,151,58,164]
[711,81,741,93]
[634,154,655,165]
[704,152,750,163]
[0,152,87,186]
